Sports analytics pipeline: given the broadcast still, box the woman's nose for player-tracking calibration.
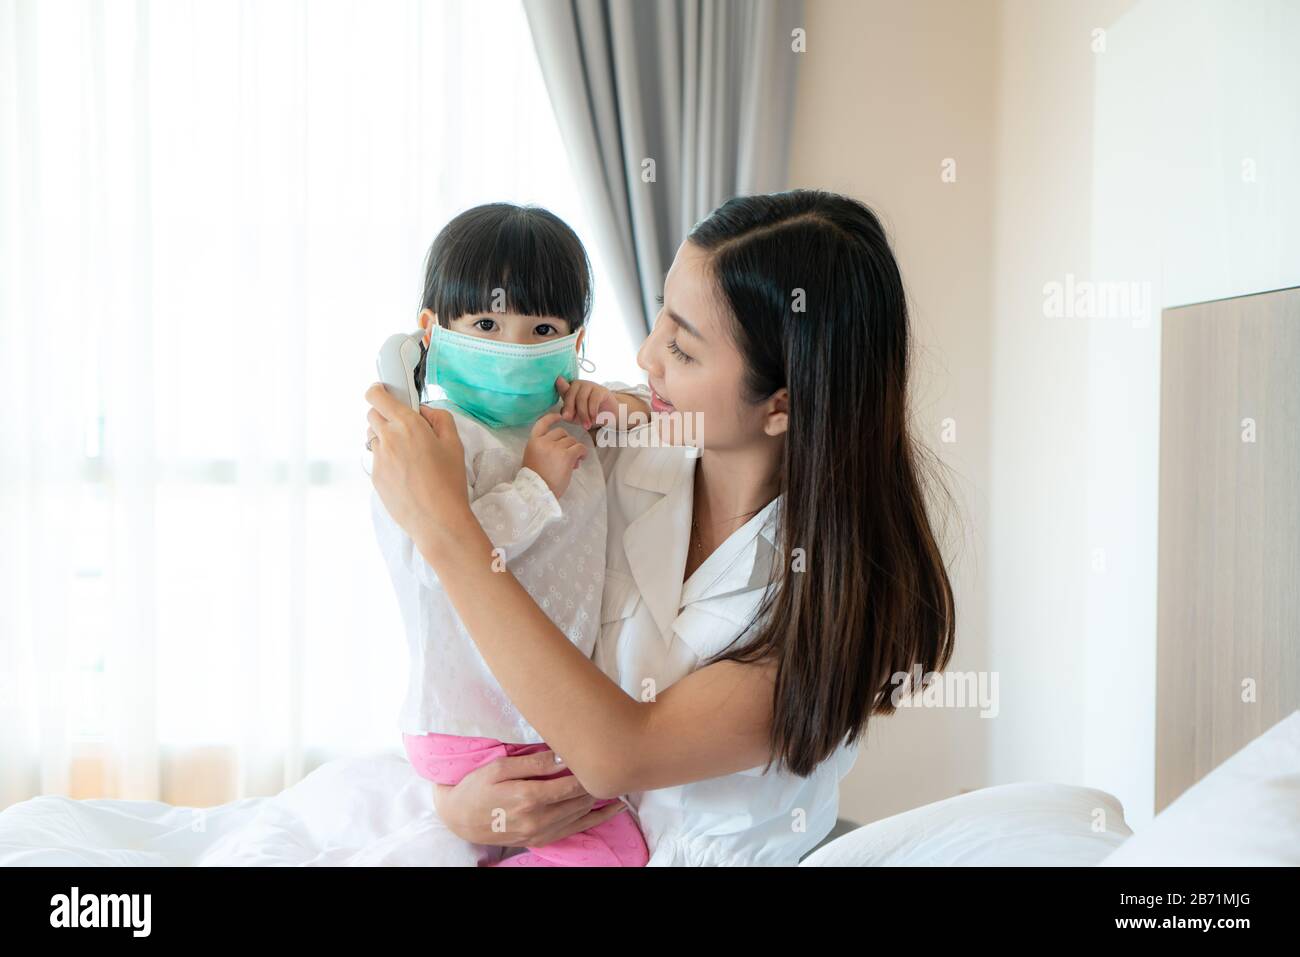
[636,313,665,375]
[635,335,659,377]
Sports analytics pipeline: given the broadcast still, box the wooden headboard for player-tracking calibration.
[1156,286,1300,812]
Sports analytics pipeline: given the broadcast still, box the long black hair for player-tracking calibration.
[420,202,592,329]
[688,189,957,777]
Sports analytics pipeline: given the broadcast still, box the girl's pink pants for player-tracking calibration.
[403,731,649,867]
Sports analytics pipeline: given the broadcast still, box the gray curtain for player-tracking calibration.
[523,0,806,336]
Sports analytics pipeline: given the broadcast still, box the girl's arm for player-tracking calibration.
[415,507,776,799]
[554,376,651,433]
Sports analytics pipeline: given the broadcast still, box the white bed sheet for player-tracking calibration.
[0,751,494,867]
[1100,709,1300,866]
[2,751,1133,868]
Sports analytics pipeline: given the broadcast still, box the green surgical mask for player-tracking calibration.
[423,323,588,429]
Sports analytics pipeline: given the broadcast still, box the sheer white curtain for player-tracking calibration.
[0,0,639,810]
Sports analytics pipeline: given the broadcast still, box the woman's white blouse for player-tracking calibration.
[370,404,606,744]
[593,394,860,866]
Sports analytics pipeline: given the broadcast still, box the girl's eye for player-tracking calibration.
[667,338,694,364]
[655,293,664,306]
[534,323,556,336]
[473,318,497,332]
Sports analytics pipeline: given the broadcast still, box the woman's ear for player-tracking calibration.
[574,328,586,353]
[763,387,789,437]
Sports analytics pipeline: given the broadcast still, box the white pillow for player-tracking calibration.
[1101,709,1300,866]
[800,782,1130,866]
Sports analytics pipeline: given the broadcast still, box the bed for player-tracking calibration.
[2,709,1295,866]
[800,710,1300,867]
[0,749,480,867]
[1,756,1128,867]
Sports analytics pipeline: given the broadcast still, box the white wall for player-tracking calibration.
[792,0,1300,830]
[984,0,1137,806]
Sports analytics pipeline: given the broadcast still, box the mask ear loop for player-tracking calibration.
[576,337,595,374]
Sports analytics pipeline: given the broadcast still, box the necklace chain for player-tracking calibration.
[690,506,763,552]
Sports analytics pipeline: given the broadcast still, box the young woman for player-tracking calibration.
[364,189,957,866]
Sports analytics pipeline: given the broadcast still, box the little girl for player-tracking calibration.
[370,203,648,867]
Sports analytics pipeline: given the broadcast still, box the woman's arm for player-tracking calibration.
[431,749,629,847]
[365,384,776,800]
[416,507,777,799]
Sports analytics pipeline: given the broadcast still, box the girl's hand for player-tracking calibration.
[431,749,629,851]
[522,412,587,498]
[555,376,621,430]
[364,384,471,549]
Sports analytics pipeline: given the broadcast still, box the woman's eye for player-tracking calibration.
[534,323,556,336]
[667,338,694,364]
[473,318,497,332]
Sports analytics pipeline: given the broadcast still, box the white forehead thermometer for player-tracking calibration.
[364,327,429,475]
[376,327,429,410]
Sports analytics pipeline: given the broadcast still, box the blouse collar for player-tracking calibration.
[620,444,782,641]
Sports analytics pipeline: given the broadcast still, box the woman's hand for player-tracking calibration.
[432,749,629,850]
[364,384,471,550]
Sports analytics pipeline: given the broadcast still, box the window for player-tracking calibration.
[0,0,635,800]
